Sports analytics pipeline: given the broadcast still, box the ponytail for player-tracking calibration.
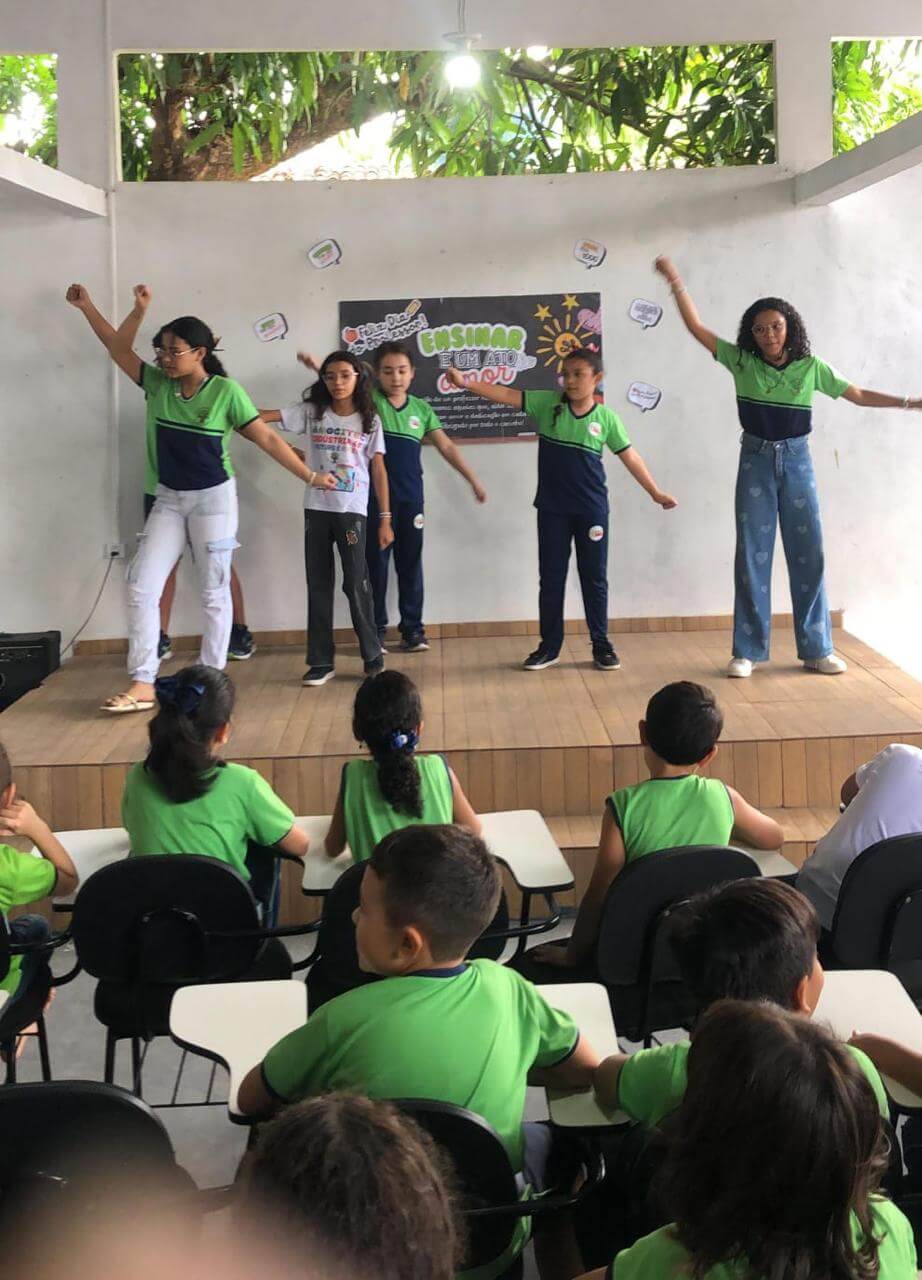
[352,671,424,818]
[153,316,228,377]
[145,665,235,804]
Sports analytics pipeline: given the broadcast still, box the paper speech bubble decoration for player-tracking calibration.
[573,238,607,269]
[253,312,288,342]
[308,239,342,269]
[577,307,602,335]
[629,299,663,330]
[627,381,662,412]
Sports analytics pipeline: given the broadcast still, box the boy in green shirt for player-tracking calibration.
[0,742,77,1010]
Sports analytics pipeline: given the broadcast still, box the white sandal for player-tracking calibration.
[100,692,155,714]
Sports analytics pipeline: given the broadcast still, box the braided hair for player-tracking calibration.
[353,671,423,817]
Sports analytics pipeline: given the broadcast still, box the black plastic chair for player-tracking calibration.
[826,835,922,1003]
[62,855,319,1093]
[594,846,761,1045]
[396,1098,604,1279]
[0,916,71,1083]
[304,862,559,1012]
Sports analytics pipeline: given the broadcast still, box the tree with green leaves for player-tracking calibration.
[832,39,922,154]
[0,54,57,166]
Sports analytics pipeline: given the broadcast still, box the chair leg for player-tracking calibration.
[36,1015,52,1081]
[130,1036,143,1097]
[4,1040,16,1085]
[104,1031,116,1084]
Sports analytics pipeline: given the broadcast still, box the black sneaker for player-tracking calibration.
[364,656,385,677]
[228,623,256,661]
[522,648,559,671]
[157,632,173,661]
[302,666,335,687]
[593,643,621,671]
[401,632,429,653]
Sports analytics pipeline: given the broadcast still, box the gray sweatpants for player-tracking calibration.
[304,509,381,668]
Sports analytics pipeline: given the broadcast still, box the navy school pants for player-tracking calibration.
[366,495,425,639]
[537,509,609,657]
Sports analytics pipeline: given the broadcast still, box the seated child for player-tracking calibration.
[581,1001,916,1279]
[121,666,308,917]
[325,670,480,862]
[0,741,77,1014]
[528,681,782,974]
[594,878,888,1125]
[239,825,599,1178]
[242,1091,459,1280]
[797,741,922,931]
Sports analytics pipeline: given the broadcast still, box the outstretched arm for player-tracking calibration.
[617,447,677,509]
[66,282,149,383]
[841,385,922,410]
[427,428,487,502]
[238,418,336,489]
[446,366,523,409]
[849,1033,922,1094]
[654,255,718,356]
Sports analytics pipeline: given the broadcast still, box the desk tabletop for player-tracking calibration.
[169,980,307,1118]
[298,809,574,896]
[731,844,799,878]
[536,982,628,1129]
[815,969,922,1111]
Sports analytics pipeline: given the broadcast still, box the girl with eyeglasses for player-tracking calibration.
[66,283,334,713]
[654,256,921,679]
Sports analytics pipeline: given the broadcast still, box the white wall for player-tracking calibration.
[4,0,922,675]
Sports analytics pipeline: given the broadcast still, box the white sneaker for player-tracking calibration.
[726,657,753,678]
[803,654,848,675]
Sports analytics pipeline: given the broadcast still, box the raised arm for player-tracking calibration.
[427,429,487,502]
[654,255,718,356]
[0,797,78,898]
[66,282,148,383]
[446,365,523,408]
[617,446,677,509]
[841,386,922,410]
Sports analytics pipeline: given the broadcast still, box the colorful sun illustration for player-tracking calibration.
[535,298,592,373]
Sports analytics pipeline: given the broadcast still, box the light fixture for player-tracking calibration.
[526,46,550,61]
[444,0,481,89]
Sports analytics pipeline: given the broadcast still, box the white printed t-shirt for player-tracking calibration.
[796,743,922,929]
[279,404,385,515]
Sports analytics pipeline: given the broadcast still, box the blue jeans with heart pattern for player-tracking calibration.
[733,432,831,663]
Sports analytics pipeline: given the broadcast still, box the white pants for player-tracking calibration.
[127,479,239,683]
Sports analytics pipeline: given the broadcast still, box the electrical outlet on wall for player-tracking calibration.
[103,542,125,559]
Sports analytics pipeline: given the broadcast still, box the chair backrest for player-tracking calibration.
[395,1098,522,1272]
[70,855,263,983]
[0,1080,179,1211]
[595,846,762,988]
[831,834,922,968]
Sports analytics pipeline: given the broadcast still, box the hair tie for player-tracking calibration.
[155,676,206,716]
[388,729,419,752]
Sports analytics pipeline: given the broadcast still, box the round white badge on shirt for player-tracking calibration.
[587,422,602,438]
[409,416,422,431]
[413,513,425,530]
[588,525,604,542]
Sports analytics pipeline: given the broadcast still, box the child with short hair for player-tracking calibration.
[0,742,77,1012]
[121,665,308,918]
[324,670,479,863]
[581,1001,916,1279]
[238,825,599,1186]
[242,1092,460,1280]
[368,341,486,652]
[594,879,888,1125]
[527,681,782,973]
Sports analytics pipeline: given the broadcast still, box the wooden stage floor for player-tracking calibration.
[4,626,922,844]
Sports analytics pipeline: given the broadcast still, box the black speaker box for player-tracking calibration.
[0,632,61,712]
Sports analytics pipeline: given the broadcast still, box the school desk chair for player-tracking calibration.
[595,846,761,1047]
[58,855,320,1098]
[0,917,72,1083]
[824,834,922,1006]
[302,862,562,1012]
[396,1097,604,1280]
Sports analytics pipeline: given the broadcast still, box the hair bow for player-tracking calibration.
[388,729,419,752]
[155,675,206,716]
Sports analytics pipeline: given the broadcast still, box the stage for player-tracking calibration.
[4,624,922,891]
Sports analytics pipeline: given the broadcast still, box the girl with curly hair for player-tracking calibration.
[263,350,394,687]
[324,670,480,863]
[654,256,921,678]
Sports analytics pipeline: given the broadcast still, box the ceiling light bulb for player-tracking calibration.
[445,50,481,88]
[526,45,550,60]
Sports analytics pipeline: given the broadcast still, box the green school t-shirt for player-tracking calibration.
[342,754,454,864]
[261,959,579,1171]
[617,1038,890,1128]
[714,338,850,442]
[140,363,259,494]
[523,390,631,519]
[371,390,441,506]
[608,1199,917,1279]
[608,775,735,864]
[0,844,56,995]
[121,760,295,881]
